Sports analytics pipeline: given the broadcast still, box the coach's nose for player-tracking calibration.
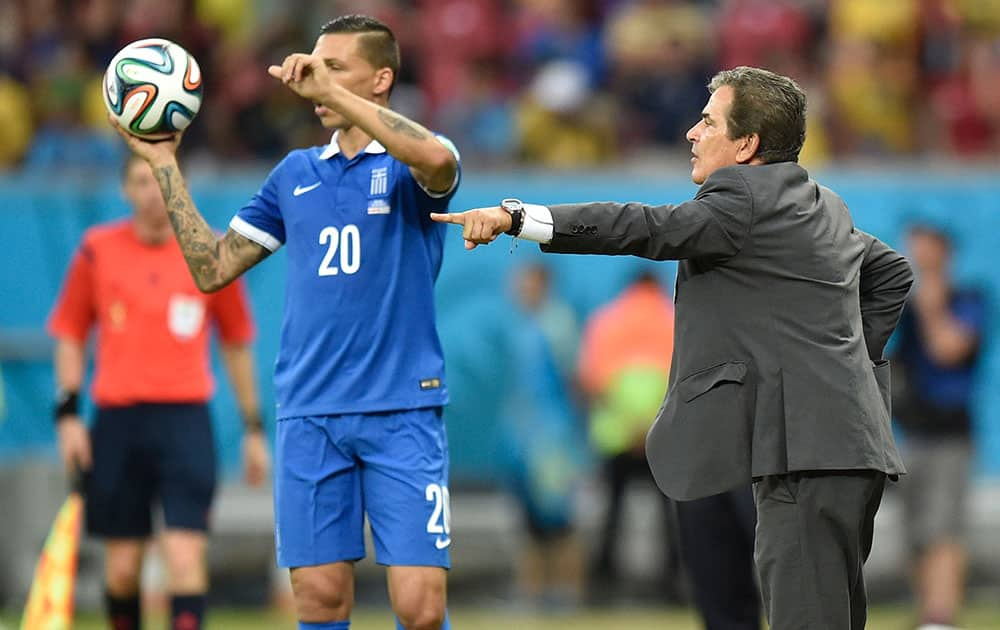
[686,120,702,144]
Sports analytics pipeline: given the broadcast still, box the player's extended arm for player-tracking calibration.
[269,55,457,192]
[110,121,271,293]
[152,163,271,292]
[220,342,269,486]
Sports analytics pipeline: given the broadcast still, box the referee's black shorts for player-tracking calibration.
[84,402,217,538]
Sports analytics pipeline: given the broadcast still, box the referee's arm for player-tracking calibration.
[219,343,269,487]
[53,337,92,472]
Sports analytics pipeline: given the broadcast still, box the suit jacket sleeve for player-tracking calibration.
[540,167,753,261]
[858,231,914,360]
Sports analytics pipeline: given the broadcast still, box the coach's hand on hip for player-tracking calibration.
[431,207,511,250]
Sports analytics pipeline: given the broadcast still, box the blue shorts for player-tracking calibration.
[85,403,216,538]
[274,407,450,569]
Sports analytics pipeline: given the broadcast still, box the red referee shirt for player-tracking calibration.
[48,220,255,407]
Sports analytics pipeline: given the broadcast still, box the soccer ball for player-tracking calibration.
[103,38,203,140]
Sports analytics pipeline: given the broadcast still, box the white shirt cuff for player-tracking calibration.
[518,203,553,243]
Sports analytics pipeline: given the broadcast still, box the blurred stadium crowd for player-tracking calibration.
[3,0,1000,171]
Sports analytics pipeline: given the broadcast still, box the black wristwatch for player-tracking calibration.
[501,198,525,236]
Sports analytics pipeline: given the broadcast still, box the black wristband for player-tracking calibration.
[54,390,80,423]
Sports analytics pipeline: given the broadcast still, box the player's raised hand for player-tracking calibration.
[430,207,512,250]
[108,115,182,166]
[268,53,330,103]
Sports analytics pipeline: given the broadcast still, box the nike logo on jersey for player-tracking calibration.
[435,536,451,550]
[293,181,322,196]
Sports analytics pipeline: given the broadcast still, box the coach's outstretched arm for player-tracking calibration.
[268,54,457,193]
[110,122,271,293]
[432,168,753,258]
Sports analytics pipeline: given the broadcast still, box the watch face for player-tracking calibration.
[501,198,521,212]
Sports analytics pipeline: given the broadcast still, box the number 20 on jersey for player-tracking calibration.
[318,225,361,276]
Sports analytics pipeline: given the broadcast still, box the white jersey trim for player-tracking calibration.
[420,134,461,199]
[230,216,283,252]
[420,170,460,199]
[319,131,386,159]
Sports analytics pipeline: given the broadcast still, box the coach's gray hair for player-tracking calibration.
[708,66,807,164]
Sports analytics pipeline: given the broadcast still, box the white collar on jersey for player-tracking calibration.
[319,131,387,159]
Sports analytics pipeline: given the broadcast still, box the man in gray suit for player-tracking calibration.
[432,66,913,629]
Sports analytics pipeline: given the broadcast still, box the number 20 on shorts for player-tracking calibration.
[425,483,451,539]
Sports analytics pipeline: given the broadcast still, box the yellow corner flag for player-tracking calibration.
[20,492,83,630]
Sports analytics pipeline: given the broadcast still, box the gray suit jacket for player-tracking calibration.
[542,163,912,500]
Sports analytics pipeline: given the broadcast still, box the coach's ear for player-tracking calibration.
[372,67,393,99]
[736,133,760,164]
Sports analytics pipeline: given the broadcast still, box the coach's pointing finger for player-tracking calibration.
[430,207,512,249]
[429,212,463,224]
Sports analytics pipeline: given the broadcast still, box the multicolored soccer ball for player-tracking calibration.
[103,38,203,140]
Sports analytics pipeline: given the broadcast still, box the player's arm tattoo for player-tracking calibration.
[221,228,271,272]
[377,108,429,140]
[152,165,270,292]
[374,107,457,192]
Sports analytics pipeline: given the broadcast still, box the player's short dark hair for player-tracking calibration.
[320,15,400,91]
[708,67,806,164]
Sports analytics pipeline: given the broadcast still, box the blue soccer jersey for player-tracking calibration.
[230,133,460,418]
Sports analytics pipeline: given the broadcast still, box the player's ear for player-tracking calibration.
[372,67,393,99]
